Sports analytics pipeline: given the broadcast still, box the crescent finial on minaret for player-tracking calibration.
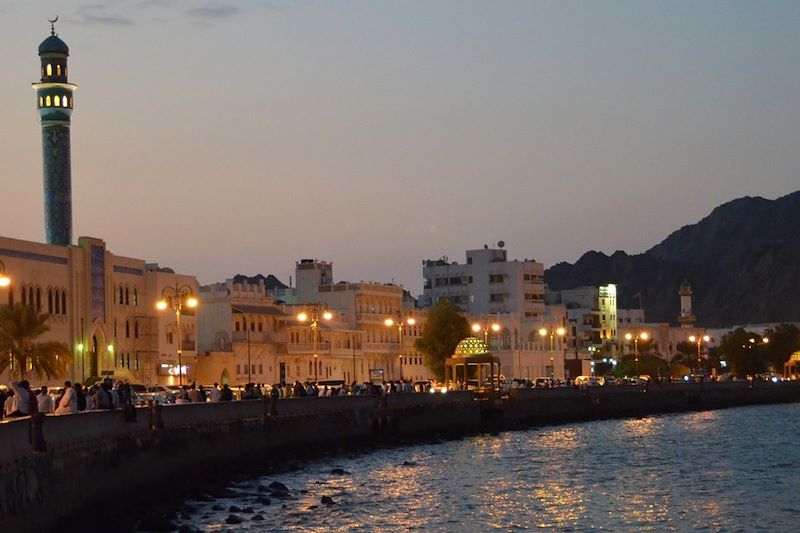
[48,16,59,36]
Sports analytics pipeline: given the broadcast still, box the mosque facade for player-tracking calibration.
[0,27,198,386]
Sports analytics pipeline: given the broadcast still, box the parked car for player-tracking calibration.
[573,375,602,387]
[141,385,176,404]
[534,377,554,388]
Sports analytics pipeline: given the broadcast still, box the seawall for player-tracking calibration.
[1,381,798,531]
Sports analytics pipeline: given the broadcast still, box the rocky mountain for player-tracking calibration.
[544,191,800,327]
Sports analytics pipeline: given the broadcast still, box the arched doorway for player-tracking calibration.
[221,368,230,386]
[90,334,99,379]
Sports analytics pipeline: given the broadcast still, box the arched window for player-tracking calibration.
[46,64,52,76]
[39,96,43,107]
[119,286,124,304]
[56,65,62,76]
[62,97,68,108]
[125,287,130,305]
[132,289,138,306]
[54,96,60,107]
[48,289,54,313]
[35,287,41,310]
[125,321,130,338]
[309,361,313,375]
[61,290,67,314]
[45,95,51,106]
[134,321,139,338]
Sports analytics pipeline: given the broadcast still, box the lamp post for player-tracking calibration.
[231,305,252,386]
[624,331,649,376]
[688,334,711,375]
[385,311,416,381]
[297,303,332,383]
[156,284,198,386]
[0,260,10,289]
[539,327,566,380]
[471,318,500,347]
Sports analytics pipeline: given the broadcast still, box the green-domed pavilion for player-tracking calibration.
[444,336,501,392]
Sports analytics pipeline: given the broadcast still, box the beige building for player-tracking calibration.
[197,262,434,386]
[0,235,198,386]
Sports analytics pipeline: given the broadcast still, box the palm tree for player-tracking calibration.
[0,304,72,381]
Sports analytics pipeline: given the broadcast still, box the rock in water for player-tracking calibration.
[225,514,243,525]
[330,468,350,475]
[228,505,241,513]
[321,496,335,505]
[268,481,289,493]
[252,514,265,521]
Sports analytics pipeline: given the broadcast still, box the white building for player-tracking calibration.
[420,244,546,323]
[547,284,618,352]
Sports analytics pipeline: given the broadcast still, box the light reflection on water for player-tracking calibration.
[179,403,800,532]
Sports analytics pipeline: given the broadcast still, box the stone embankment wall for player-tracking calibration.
[1,382,797,532]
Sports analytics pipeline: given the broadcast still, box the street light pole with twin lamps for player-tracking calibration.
[624,331,649,376]
[297,304,333,383]
[156,284,198,387]
[688,334,711,375]
[539,327,566,380]
[471,318,500,347]
[385,312,416,381]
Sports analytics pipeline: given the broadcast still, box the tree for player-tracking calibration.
[760,323,800,371]
[0,304,72,381]
[414,299,470,380]
[717,327,764,376]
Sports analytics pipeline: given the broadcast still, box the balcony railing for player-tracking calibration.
[232,331,281,343]
[363,342,400,354]
[286,341,331,354]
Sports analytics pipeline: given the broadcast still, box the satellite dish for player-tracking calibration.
[497,241,505,248]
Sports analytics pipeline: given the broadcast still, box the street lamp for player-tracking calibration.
[539,327,566,379]
[385,312,416,380]
[156,284,198,386]
[77,342,84,383]
[472,319,500,346]
[624,331,649,376]
[688,334,711,375]
[0,259,10,288]
[297,303,333,383]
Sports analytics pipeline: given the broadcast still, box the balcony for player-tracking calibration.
[356,313,391,324]
[232,331,281,343]
[363,342,400,354]
[287,341,331,354]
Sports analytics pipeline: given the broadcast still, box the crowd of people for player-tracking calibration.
[0,378,433,418]
[0,378,142,419]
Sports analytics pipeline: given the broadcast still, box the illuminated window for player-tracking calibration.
[46,64,52,76]
[54,96,60,106]
[62,97,68,108]
[39,96,43,107]
[56,65,61,76]
[45,95,51,106]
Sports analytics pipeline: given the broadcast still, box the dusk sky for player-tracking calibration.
[1,1,798,294]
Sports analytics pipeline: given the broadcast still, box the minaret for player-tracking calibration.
[678,282,696,327]
[32,19,76,246]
